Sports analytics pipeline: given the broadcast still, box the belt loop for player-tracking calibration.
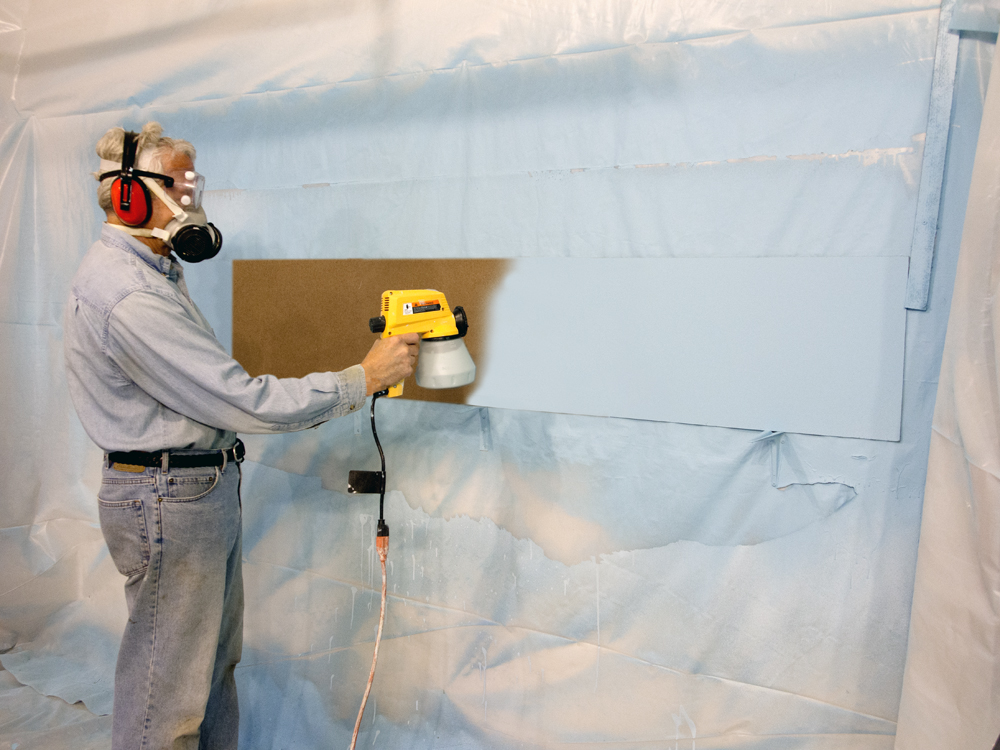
[221,447,228,474]
[161,450,170,473]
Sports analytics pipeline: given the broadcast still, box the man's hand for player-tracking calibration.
[361,333,420,395]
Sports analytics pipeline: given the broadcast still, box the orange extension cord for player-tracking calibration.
[350,533,389,750]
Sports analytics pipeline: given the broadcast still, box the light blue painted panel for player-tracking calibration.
[469,257,908,440]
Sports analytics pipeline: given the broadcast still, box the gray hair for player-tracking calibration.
[94,122,196,212]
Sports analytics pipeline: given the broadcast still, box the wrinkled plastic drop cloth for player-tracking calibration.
[0,1,996,748]
[0,667,111,750]
[234,445,900,749]
[893,33,1000,750]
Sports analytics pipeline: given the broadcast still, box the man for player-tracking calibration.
[63,122,419,750]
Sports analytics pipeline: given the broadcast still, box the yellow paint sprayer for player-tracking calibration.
[367,289,476,397]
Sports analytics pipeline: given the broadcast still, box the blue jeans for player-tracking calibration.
[98,457,244,750]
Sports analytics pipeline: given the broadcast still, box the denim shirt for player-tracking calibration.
[64,224,366,452]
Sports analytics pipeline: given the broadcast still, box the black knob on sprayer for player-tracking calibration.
[369,316,386,333]
[452,306,468,337]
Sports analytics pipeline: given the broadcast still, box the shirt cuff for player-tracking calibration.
[342,364,368,412]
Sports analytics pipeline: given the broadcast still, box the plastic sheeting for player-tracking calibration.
[893,37,1000,750]
[952,0,1000,31]
[0,2,994,748]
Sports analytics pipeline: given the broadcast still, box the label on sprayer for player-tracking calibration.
[403,300,441,316]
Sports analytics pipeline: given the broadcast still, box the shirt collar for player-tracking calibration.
[101,223,181,281]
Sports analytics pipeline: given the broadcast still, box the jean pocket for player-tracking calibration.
[163,469,221,502]
[97,498,150,577]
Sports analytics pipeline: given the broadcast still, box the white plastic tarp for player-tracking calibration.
[0,2,994,748]
[894,37,1000,750]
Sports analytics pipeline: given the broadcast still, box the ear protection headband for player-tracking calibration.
[99,131,175,227]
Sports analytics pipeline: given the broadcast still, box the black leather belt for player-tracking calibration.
[107,439,245,472]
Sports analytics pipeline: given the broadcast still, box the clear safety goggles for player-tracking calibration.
[161,169,206,210]
[98,166,207,210]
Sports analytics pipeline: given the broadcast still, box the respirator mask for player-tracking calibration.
[99,131,223,263]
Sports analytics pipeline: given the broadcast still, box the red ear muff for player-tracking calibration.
[111,176,153,226]
[109,131,153,227]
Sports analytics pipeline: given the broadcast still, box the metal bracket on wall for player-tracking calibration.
[347,469,385,495]
[751,430,786,487]
[479,407,493,452]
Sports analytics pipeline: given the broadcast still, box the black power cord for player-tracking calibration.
[349,389,391,750]
[370,389,389,540]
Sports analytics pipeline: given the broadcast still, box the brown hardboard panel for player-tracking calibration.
[233,259,510,404]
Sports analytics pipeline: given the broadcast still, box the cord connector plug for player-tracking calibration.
[376,520,389,559]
